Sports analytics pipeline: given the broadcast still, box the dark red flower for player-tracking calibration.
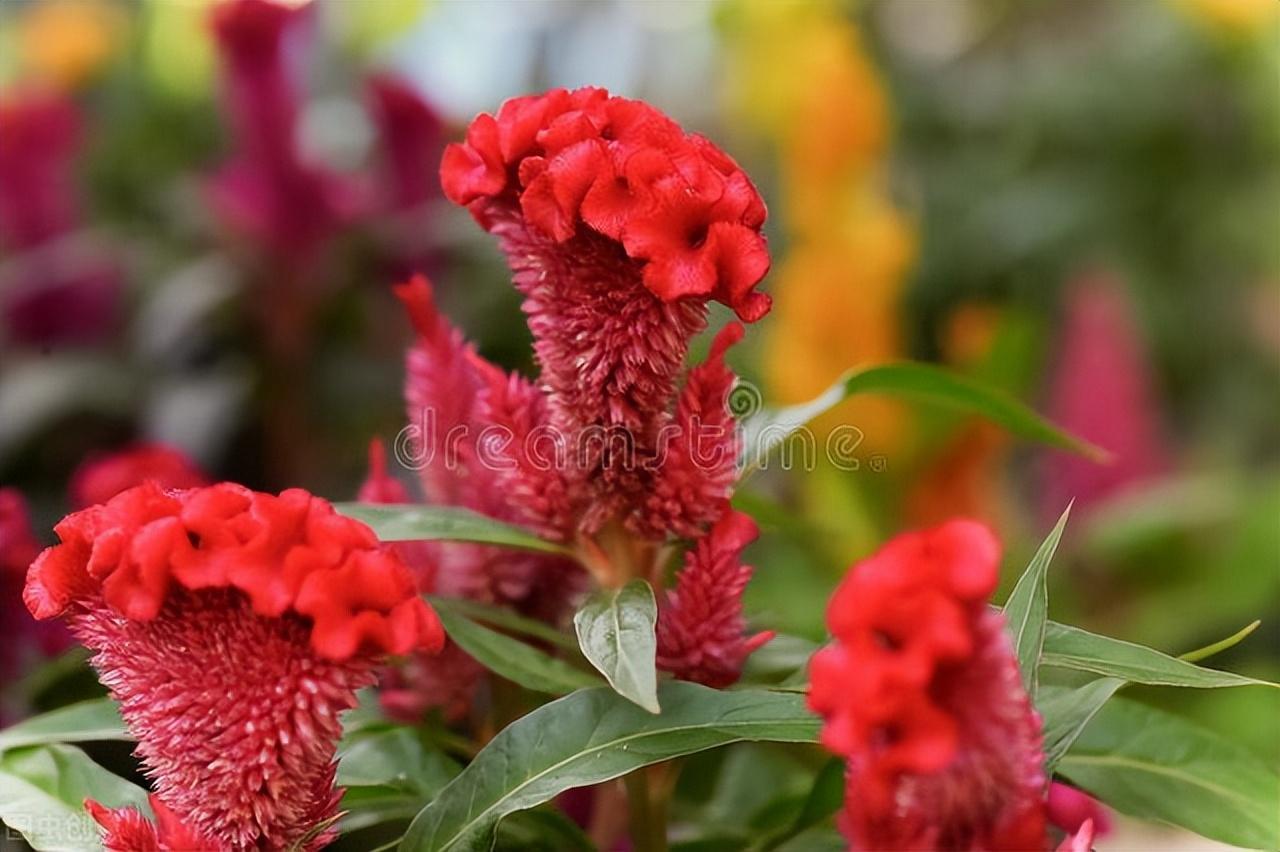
[366,74,444,213]
[26,482,443,849]
[70,443,208,509]
[0,91,81,250]
[655,507,773,687]
[207,0,360,266]
[808,520,1052,851]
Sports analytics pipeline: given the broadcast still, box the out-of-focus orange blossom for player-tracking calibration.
[17,0,126,89]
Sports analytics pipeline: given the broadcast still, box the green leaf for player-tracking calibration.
[398,682,820,852]
[333,503,574,556]
[427,597,579,651]
[1058,697,1280,850]
[573,580,661,714]
[1178,620,1261,663]
[0,699,128,753]
[756,757,845,852]
[1002,505,1071,699]
[493,808,595,851]
[1037,678,1124,773]
[0,743,150,851]
[740,362,1105,471]
[1041,621,1277,689]
[434,600,603,695]
[338,727,460,795]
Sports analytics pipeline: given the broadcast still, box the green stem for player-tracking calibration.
[624,768,668,852]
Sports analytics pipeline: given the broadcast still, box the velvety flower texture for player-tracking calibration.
[808,520,1091,851]
[70,442,208,509]
[439,87,769,539]
[24,482,443,850]
[655,507,774,687]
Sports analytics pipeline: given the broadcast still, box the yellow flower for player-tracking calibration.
[764,201,916,447]
[1175,0,1280,36]
[18,0,126,89]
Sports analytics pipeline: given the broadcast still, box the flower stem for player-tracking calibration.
[624,767,668,852]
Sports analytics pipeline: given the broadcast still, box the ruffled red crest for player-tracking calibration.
[24,482,443,661]
[441,87,770,321]
[70,443,208,509]
[808,520,1050,851]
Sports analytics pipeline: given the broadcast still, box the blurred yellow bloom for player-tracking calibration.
[724,0,914,451]
[18,0,126,89]
[1175,0,1280,35]
[764,201,915,446]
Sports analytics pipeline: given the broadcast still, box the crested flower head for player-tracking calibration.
[70,443,208,509]
[435,89,768,540]
[808,520,1052,851]
[25,482,443,850]
[655,506,774,687]
[441,87,770,320]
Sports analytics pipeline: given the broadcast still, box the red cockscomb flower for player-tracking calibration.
[656,507,773,687]
[70,443,208,509]
[808,520,1076,851]
[439,88,769,538]
[25,482,443,850]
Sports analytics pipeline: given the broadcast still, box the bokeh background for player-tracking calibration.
[1,0,1276,847]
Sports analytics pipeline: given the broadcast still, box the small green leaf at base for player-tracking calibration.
[574,580,661,713]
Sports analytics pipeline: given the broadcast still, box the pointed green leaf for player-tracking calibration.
[398,683,820,852]
[741,362,1105,471]
[332,503,574,556]
[1037,678,1124,773]
[433,600,602,695]
[427,597,579,651]
[338,727,460,794]
[574,580,661,713]
[0,743,150,851]
[1041,621,1277,689]
[0,699,128,753]
[1058,697,1280,850]
[1003,506,1071,698]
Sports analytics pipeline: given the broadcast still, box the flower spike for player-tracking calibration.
[25,482,443,850]
[808,520,1061,851]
